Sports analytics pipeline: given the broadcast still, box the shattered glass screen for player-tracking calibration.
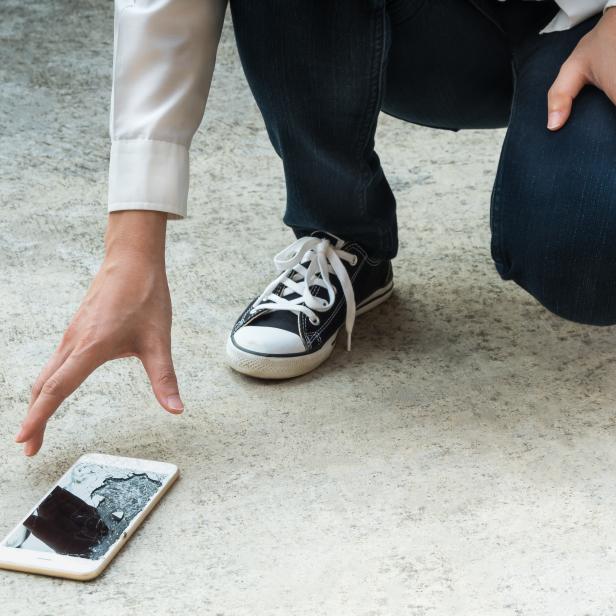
[2,461,168,560]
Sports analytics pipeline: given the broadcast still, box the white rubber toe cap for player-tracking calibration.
[232,326,305,355]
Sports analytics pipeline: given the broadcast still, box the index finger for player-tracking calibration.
[16,351,102,454]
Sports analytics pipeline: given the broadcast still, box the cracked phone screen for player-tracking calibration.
[2,462,166,560]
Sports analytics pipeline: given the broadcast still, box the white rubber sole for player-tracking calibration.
[226,280,394,380]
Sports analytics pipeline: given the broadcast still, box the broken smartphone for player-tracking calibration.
[0,453,178,580]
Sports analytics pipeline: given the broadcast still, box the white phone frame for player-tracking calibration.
[0,453,179,581]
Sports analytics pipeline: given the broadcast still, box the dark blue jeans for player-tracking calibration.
[230,0,616,326]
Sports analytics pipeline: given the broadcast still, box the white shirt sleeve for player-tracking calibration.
[541,0,615,33]
[108,0,227,219]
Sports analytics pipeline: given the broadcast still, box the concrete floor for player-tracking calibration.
[2,1,616,614]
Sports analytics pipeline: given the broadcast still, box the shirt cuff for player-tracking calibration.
[108,139,189,219]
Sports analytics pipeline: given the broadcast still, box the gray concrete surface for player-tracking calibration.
[2,1,616,614]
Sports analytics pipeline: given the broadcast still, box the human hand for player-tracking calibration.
[547,7,616,130]
[15,211,184,456]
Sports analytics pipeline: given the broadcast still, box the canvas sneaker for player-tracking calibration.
[226,233,394,379]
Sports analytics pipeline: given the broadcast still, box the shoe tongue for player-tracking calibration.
[251,234,346,335]
[310,230,345,249]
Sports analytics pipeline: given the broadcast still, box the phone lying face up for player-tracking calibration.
[0,453,178,581]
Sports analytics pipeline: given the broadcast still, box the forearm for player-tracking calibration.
[109,0,227,218]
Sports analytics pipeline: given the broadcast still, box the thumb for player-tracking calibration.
[547,58,588,131]
[141,344,184,414]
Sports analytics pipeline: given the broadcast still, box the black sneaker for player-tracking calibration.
[226,233,393,379]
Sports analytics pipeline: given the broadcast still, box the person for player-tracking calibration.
[15,0,616,455]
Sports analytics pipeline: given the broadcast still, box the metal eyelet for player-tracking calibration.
[310,316,320,326]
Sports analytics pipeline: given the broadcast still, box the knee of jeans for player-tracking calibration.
[490,71,616,326]
[496,204,616,327]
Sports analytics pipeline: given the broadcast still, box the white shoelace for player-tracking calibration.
[250,237,358,350]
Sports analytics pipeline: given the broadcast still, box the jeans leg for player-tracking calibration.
[383,0,558,129]
[384,0,514,130]
[230,0,397,259]
[492,16,616,325]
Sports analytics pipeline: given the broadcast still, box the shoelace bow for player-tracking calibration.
[250,237,358,350]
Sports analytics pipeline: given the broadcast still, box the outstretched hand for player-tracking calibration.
[15,211,183,456]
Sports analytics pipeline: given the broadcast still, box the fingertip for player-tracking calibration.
[165,394,184,413]
[22,428,45,455]
[24,443,37,457]
[547,110,565,130]
[164,406,184,415]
